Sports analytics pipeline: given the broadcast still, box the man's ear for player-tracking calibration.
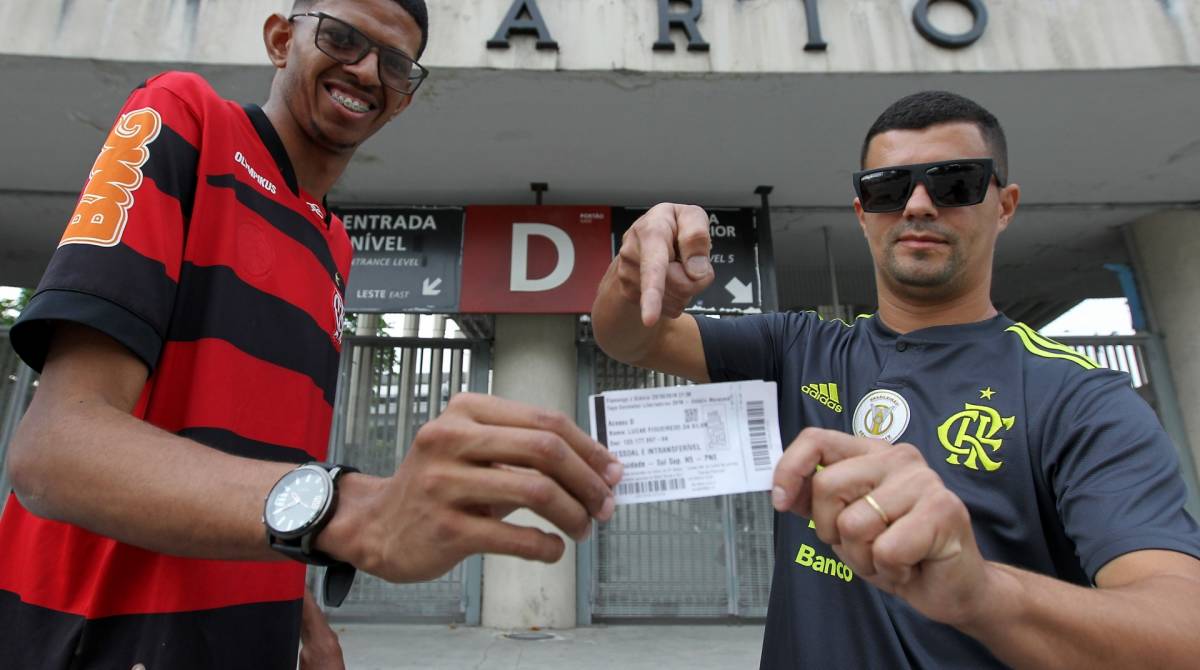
[996,183,1020,233]
[853,198,869,238]
[263,13,292,68]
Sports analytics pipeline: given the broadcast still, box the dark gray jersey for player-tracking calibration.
[696,312,1200,669]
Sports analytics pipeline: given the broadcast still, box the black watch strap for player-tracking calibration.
[323,562,357,608]
[270,542,338,566]
[266,462,360,607]
[313,463,358,607]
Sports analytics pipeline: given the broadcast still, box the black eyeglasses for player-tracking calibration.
[853,159,1004,213]
[289,12,428,96]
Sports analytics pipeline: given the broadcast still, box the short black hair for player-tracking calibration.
[292,0,429,58]
[860,91,1008,184]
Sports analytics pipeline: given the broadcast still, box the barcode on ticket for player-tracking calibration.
[617,478,687,496]
[747,400,771,471]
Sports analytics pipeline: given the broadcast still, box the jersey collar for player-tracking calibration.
[242,104,333,227]
[869,313,1015,344]
[242,104,298,196]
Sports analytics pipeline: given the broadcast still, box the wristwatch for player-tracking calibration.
[263,462,359,607]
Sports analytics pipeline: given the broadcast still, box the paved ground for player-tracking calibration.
[337,623,765,669]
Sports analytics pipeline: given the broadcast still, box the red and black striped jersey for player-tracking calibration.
[2,71,352,669]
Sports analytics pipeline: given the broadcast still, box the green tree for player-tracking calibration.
[0,289,32,327]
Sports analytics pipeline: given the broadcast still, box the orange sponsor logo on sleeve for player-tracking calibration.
[60,107,163,248]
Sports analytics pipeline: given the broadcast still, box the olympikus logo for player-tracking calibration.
[802,382,843,413]
[234,151,278,195]
[61,107,162,248]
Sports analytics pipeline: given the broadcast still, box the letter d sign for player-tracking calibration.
[460,205,612,313]
[511,223,575,292]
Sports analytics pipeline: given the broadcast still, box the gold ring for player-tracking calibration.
[863,493,890,526]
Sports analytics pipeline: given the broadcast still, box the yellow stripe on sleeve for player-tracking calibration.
[1006,324,1097,370]
[1012,322,1101,367]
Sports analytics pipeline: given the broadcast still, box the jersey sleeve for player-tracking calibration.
[1041,369,1200,581]
[694,311,810,383]
[10,74,202,373]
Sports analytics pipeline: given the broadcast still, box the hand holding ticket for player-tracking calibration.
[589,380,785,504]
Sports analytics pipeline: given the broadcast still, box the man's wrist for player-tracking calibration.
[312,472,378,571]
[956,561,1026,637]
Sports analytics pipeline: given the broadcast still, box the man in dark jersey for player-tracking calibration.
[1,1,621,668]
[592,91,1200,668]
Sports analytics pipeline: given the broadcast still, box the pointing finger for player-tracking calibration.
[638,222,674,327]
[673,204,713,280]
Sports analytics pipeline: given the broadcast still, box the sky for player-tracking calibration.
[1040,298,1134,337]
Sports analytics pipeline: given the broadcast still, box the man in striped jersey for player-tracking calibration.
[1,1,621,668]
[592,91,1200,668]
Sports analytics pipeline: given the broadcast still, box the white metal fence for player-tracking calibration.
[1058,335,1155,404]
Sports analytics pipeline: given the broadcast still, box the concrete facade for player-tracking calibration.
[1133,209,1200,484]
[4,1,1197,72]
[486,315,579,628]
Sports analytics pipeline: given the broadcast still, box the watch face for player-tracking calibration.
[267,466,332,536]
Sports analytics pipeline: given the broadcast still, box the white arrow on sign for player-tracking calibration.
[725,277,754,304]
[422,277,443,296]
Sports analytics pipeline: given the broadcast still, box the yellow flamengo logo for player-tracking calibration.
[937,403,1015,472]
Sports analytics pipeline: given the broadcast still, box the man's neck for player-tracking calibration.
[875,283,999,335]
[260,99,352,200]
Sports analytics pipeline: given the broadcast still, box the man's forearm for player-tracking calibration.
[9,392,295,561]
[960,561,1200,669]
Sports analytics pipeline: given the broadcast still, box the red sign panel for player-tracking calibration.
[460,205,613,313]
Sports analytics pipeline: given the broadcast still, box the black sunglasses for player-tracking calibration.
[289,12,429,95]
[853,159,1004,213]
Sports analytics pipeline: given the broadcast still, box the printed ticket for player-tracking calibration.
[590,381,785,504]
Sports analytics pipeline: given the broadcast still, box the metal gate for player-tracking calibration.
[324,332,490,622]
[578,345,774,620]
